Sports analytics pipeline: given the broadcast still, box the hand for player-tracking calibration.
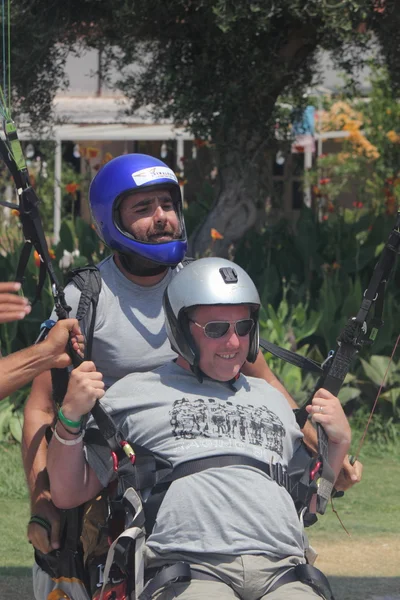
[334,455,363,492]
[306,388,351,447]
[62,361,105,422]
[43,319,84,369]
[27,490,61,554]
[0,282,31,324]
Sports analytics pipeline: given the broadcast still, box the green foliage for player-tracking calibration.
[259,289,322,404]
[359,355,400,421]
[0,393,25,444]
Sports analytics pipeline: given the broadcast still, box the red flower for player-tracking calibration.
[65,183,79,195]
[319,178,331,185]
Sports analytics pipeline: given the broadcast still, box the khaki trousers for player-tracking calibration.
[144,548,323,600]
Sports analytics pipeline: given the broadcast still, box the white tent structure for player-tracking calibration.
[15,93,349,243]
[17,116,194,243]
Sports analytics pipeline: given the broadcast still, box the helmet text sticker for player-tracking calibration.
[132,166,178,186]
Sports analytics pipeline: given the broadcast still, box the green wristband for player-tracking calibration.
[58,407,82,429]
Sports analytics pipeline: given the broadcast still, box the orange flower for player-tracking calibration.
[88,147,100,159]
[11,209,20,217]
[65,183,79,195]
[33,250,42,267]
[102,152,113,165]
[210,228,224,240]
[49,249,56,260]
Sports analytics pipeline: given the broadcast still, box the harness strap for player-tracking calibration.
[139,563,192,600]
[99,487,146,600]
[156,454,289,488]
[259,338,323,374]
[139,563,334,600]
[293,564,335,600]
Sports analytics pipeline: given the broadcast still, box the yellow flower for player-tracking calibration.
[387,130,400,143]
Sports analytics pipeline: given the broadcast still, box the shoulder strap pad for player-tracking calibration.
[67,265,102,322]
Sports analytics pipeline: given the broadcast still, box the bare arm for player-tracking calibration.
[0,319,83,401]
[47,361,105,509]
[306,388,351,481]
[47,423,103,509]
[22,371,61,552]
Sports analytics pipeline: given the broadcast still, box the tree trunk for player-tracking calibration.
[189,143,263,259]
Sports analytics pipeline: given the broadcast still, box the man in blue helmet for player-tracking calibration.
[47,257,350,600]
[23,154,190,599]
[23,154,360,599]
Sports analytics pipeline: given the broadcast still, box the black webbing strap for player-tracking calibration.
[294,564,335,600]
[259,338,323,374]
[139,563,191,600]
[68,265,102,361]
[156,454,289,487]
[140,562,334,600]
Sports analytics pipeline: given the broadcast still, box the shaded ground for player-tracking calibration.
[1,537,399,599]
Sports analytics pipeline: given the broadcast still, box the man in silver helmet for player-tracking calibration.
[47,257,351,600]
[24,154,353,600]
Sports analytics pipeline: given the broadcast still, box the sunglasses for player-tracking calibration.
[189,318,255,339]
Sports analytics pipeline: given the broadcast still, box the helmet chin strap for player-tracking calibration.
[118,252,170,277]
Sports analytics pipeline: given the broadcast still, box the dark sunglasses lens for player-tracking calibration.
[235,319,254,336]
[204,322,231,338]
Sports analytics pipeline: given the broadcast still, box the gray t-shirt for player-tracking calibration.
[85,361,305,560]
[51,256,178,388]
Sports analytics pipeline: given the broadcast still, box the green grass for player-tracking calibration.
[0,443,29,500]
[0,443,34,571]
[309,453,400,542]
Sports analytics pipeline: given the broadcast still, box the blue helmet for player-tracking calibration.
[89,154,187,265]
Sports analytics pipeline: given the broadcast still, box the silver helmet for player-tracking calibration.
[163,257,260,373]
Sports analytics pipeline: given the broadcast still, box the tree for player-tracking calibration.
[4,0,400,256]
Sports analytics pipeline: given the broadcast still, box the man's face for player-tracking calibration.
[190,304,251,382]
[119,188,181,243]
